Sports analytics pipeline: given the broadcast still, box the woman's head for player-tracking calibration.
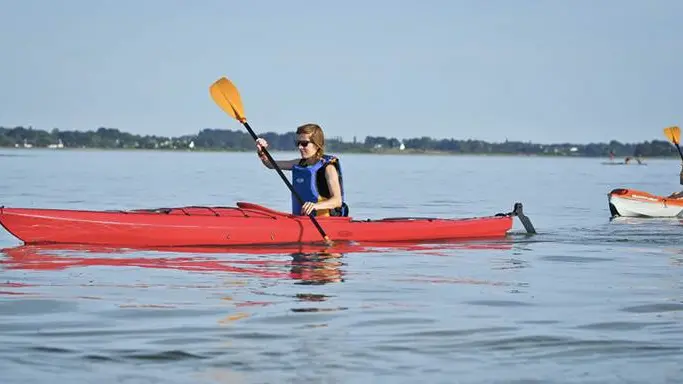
[296,123,325,161]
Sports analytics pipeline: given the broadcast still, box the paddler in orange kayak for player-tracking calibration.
[255,123,349,217]
[667,163,683,198]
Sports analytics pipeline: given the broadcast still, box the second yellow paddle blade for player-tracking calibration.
[664,126,680,144]
[210,77,246,122]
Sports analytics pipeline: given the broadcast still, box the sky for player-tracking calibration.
[1,0,682,144]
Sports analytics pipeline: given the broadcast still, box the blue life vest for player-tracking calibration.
[291,154,348,217]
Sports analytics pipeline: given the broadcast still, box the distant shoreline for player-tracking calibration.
[2,125,677,157]
[0,146,679,159]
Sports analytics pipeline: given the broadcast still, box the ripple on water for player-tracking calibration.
[540,255,615,263]
[351,316,436,328]
[459,335,683,360]
[465,300,534,307]
[621,303,683,313]
[0,299,78,315]
[575,321,665,331]
[397,326,519,339]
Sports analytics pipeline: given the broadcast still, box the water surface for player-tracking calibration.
[1,149,682,383]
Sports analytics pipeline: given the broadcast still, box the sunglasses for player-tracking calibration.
[296,140,312,148]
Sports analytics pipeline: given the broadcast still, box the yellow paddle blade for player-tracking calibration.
[663,126,680,144]
[209,77,246,122]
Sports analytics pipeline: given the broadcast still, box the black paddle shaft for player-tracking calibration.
[241,121,330,239]
[673,140,683,185]
[675,142,683,160]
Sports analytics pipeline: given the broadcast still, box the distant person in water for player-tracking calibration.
[609,150,615,161]
[255,123,349,217]
[623,156,643,165]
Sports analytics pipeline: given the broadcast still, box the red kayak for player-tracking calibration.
[0,201,535,247]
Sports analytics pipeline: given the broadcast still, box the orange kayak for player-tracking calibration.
[608,188,683,218]
[0,201,535,247]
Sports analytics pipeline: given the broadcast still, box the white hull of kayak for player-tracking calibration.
[608,190,683,218]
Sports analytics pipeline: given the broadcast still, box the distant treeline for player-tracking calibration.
[0,125,677,157]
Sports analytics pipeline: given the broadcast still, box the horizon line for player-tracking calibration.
[0,124,671,146]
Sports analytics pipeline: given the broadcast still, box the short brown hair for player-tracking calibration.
[296,123,325,159]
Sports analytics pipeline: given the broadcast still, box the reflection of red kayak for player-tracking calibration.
[0,240,516,267]
[0,244,341,284]
[0,241,514,284]
[1,244,287,276]
[0,201,534,247]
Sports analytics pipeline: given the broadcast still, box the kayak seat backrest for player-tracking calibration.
[236,202,292,218]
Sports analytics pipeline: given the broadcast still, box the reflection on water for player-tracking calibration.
[291,251,344,285]
[0,244,349,287]
[0,239,516,285]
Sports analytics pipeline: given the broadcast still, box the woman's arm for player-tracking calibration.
[668,191,683,199]
[258,151,299,170]
[321,165,343,208]
[255,138,298,170]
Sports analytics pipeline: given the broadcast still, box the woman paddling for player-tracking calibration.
[255,123,349,217]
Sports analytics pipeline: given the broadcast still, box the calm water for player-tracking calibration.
[1,148,682,383]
